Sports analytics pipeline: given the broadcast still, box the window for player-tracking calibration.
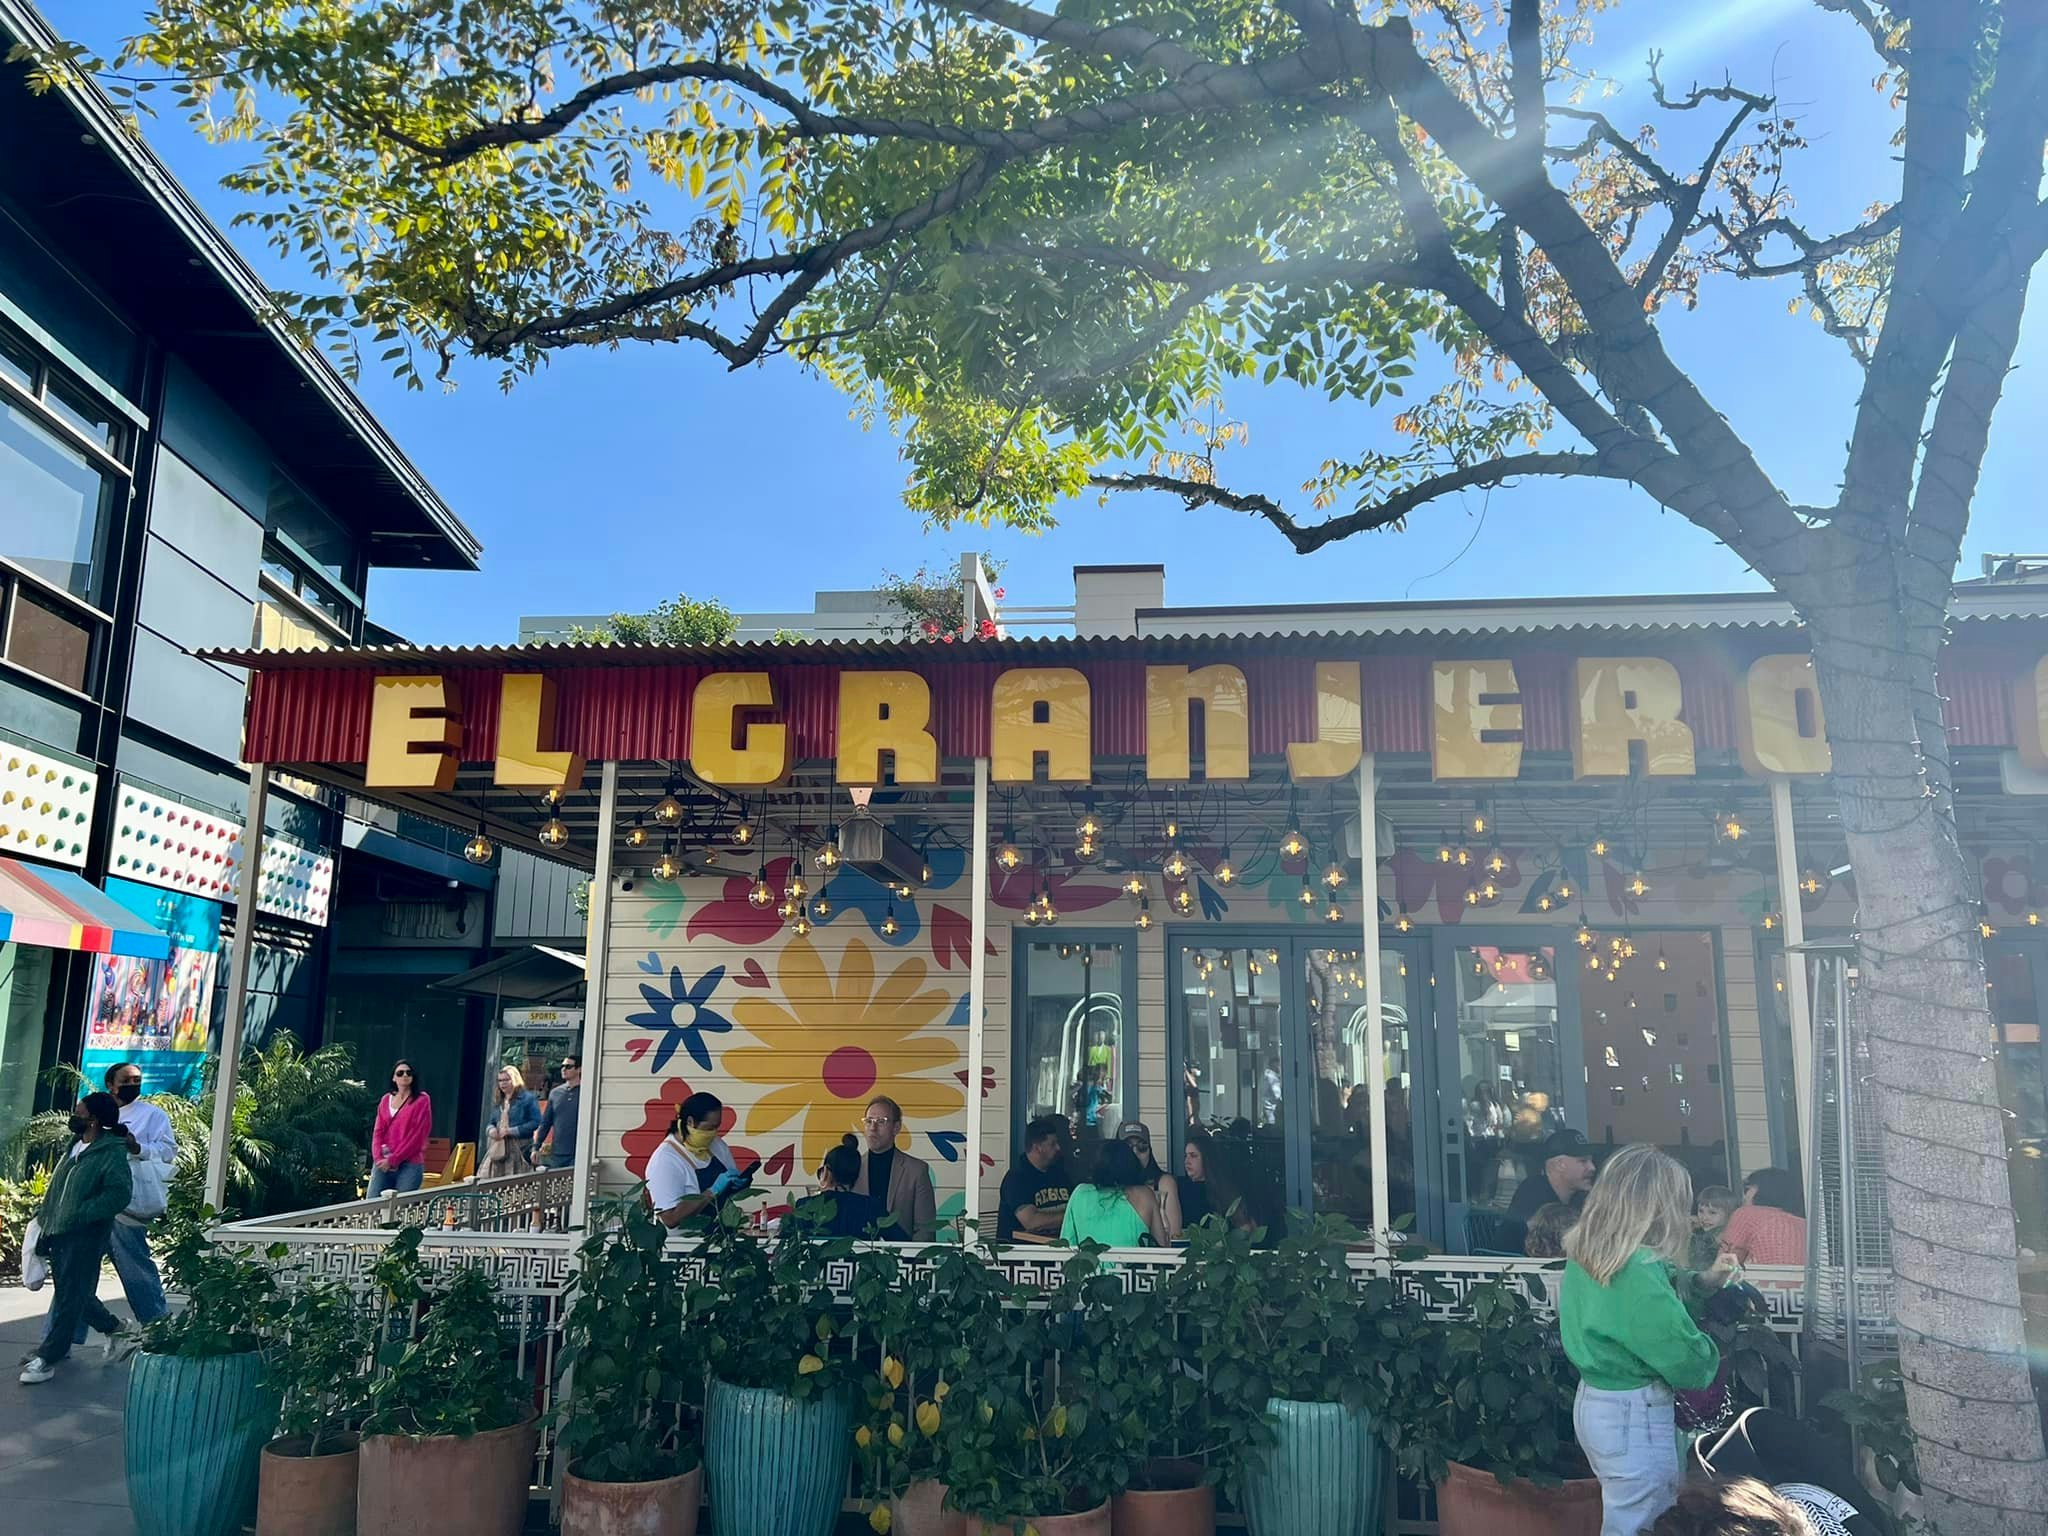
[8,585,95,691]
[1,395,112,598]
[1014,939,1134,1162]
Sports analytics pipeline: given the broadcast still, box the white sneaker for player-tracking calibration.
[102,1330,139,1364]
[18,1357,55,1385]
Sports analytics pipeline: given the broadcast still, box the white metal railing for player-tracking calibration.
[219,1166,576,1236]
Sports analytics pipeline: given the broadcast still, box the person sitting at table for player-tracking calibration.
[1116,1120,1183,1241]
[995,1115,1072,1243]
[1061,1138,1172,1248]
[1205,1137,1288,1245]
[1178,1132,1214,1230]
[646,1092,747,1227]
[1718,1168,1808,1267]
[796,1136,908,1240]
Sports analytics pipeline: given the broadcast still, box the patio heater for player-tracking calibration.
[1798,941,1896,1399]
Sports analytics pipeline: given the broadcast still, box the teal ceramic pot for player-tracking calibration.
[1241,1397,1385,1536]
[703,1379,852,1536]
[126,1349,280,1536]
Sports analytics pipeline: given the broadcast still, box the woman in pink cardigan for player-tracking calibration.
[368,1061,433,1196]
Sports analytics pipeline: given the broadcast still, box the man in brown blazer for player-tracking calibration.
[852,1095,937,1241]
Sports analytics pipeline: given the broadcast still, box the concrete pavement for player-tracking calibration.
[0,1277,137,1535]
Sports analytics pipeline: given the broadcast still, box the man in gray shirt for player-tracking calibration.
[533,1055,581,1169]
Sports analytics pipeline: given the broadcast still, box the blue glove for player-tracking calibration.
[710,1169,744,1197]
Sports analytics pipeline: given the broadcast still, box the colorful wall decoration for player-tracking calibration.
[81,875,222,1097]
[0,734,97,868]
[109,782,334,926]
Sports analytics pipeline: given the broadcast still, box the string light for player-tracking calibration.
[777,898,797,920]
[1394,911,1413,933]
[784,867,808,902]
[1576,917,1596,948]
[463,827,494,866]
[1479,881,1499,902]
[1655,948,1670,972]
[791,912,813,937]
[652,846,681,883]
[1163,812,1182,842]
[538,817,569,849]
[1798,866,1829,898]
[813,894,832,919]
[1321,860,1347,891]
[748,870,774,909]
[815,827,843,871]
[731,815,755,847]
[995,828,1023,872]
[1121,872,1146,898]
[1077,809,1103,843]
[1134,896,1154,931]
[1298,876,1317,908]
[1281,823,1308,860]
[1454,845,1472,868]
[1434,834,1456,865]
[1324,900,1345,924]
[1536,892,1555,912]
[653,790,685,827]
[1163,842,1191,880]
[1173,886,1196,914]
[1588,953,1603,971]
[1075,834,1101,863]
[540,786,565,808]
[1214,851,1237,885]
[1761,911,1780,932]
[1713,806,1745,844]
[1468,808,1489,838]
[625,823,649,850]
[1484,846,1507,876]
[1625,868,1651,899]
[1554,875,1574,903]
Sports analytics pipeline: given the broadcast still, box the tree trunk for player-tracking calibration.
[1806,621,2048,1536]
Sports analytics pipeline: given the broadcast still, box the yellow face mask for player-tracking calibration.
[681,1124,718,1155]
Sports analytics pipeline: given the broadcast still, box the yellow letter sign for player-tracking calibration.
[991,668,1091,783]
[690,673,791,786]
[366,675,463,790]
[1738,655,1830,776]
[838,672,939,786]
[1432,660,1523,780]
[495,674,585,790]
[1286,662,1363,781]
[1146,665,1250,780]
[1572,658,1696,778]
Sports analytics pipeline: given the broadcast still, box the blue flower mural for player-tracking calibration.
[624,962,733,1071]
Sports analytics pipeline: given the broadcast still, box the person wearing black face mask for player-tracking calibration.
[21,1092,133,1384]
[94,1063,173,1335]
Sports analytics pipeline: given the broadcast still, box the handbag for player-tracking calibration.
[124,1153,170,1221]
[21,1218,49,1290]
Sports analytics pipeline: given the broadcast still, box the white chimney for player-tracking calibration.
[1072,564,1165,638]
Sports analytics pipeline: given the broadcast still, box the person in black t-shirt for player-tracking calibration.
[794,1136,907,1241]
[995,1115,1072,1243]
[1502,1126,1596,1246]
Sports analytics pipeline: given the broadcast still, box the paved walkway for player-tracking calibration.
[0,1277,137,1535]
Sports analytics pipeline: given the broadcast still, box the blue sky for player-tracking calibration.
[48,0,2048,642]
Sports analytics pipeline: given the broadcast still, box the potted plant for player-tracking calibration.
[1387,1275,1598,1536]
[851,1242,1013,1536]
[696,1202,861,1536]
[934,1249,1132,1536]
[357,1227,539,1536]
[257,1279,372,1536]
[1219,1215,1424,1536]
[126,1215,281,1536]
[556,1196,705,1536]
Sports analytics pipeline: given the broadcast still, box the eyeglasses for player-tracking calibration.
[861,1118,897,1130]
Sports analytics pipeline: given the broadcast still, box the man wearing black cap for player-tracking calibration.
[1504,1127,1598,1244]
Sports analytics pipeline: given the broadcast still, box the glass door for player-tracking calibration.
[1171,933,1430,1239]
[1433,932,1579,1252]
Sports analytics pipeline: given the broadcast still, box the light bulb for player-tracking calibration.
[1075,836,1100,863]
[1324,901,1344,924]
[777,899,796,919]
[1454,847,1471,867]
[1627,871,1650,898]
[748,876,773,909]
[1298,879,1316,908]
[1537,894,1555,912]
[919,860,933,885]
[463,831,494,866]
[1554,878,1574,903]
[1173,887,1195,913]
[785,870,808,901]
[1282,827,1307,859]
[1762,911,1779,931]
[653,794,685,826]
[1485,848,1507,875]
[1394,912,1413,933]
[1163,816,1181,842]
[1321,862,1346,890]
[541,785,564,808]
[1077,812,1102,841]
[1798,867,1826,897]
[1469,810,1488,836]
[812,893,832,917]
[625,825,649,849]
[815,833,842,871]
[1214,854,1236,885]
[1135,902,1154,931]
[1463,887,1479,906]
[1655,950,1669,972]
[792,913,813,937]
[1589,953,1603,971]
[1576,920,1595,948]
[653,850,681,882]
[881,907,900,938]
[1163,847,1190,880]
[1024,906,1041,926]
[995,838,1023,872]
[538,817,569,849]
[1715,808,1744,843]
[732,821,755,847]
[1480,881,1499,901]
[1589,833,1610,859]
[1434,838,1455,864]
[1121,872,1146,898]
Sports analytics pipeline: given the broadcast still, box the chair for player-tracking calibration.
[424,1141,475,1188]
[418,1138,453,1187]
[1466,1209,1526,1257]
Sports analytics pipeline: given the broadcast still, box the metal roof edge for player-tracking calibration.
[0,0,481,571]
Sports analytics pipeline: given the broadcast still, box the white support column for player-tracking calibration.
[206,763,269,1213]
[965,758,991,1235]
[1358,754,1390,1248]
[568,760,621,1230]
[1769,777,1815,1195]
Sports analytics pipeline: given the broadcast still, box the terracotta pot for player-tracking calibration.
[257,1434,360,1536]
[968,1500,1112,1536]
[891,1479,968,1536]
[1434,1460,1602,1536]
[1112,1459,1215,1536]
[561,1462,702,1536]
[357,1413,540,1536]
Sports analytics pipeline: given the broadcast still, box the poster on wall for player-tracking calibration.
[80,876,222,1097]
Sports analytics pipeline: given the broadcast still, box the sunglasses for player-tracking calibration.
[394,1070,414,1078]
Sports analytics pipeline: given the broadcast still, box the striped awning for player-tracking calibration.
[0,857,173,959]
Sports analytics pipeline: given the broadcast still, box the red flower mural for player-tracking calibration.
[623,1076,769,1179]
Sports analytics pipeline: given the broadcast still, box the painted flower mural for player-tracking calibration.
[624,961,733,1071]
[725,935,965,1173]
[622,1076,764,1180]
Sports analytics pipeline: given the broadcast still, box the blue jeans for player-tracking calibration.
[1574,1382,1682,1536]
[367,1161,425,1196]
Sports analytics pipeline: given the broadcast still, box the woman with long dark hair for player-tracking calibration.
[368,1060,432,1196]
[1717,1167,1808,1267]
[1060,1138,1171,1248]
[20,1092,134,1384]
[1179,1132,1214,1229]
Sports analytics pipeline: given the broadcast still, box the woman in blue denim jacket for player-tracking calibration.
[483,1065,542,1177]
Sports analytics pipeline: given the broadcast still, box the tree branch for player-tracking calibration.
[1813,0,1910,70]
[1634,92,1763,302]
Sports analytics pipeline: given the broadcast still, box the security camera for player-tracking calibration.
[620,874,637,893]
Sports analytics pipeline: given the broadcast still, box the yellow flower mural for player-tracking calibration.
[726,936,964,1173]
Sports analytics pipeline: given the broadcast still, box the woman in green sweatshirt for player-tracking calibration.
[1560,1143,1737,1536]
[20,1091,135,1385]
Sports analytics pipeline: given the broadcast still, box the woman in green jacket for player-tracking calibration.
[1560,1144,1737,1536]
[20,1091,135,1385]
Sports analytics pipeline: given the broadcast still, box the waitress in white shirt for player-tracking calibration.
[645,1091,746,1227]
